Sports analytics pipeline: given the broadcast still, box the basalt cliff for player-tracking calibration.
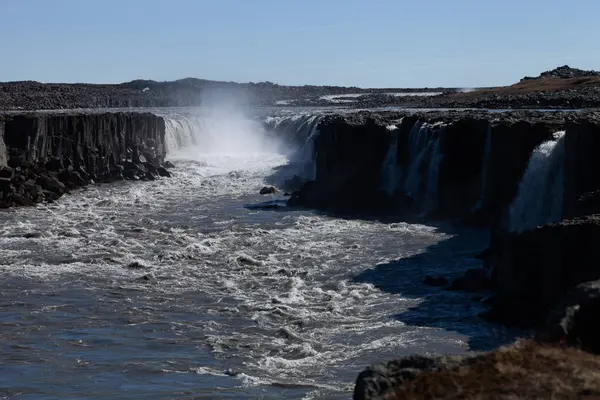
[0,111,172,207]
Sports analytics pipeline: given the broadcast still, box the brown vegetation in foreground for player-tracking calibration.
[452,75,600,98]
[386,340,600,400]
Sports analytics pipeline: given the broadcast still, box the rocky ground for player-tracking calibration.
[355,339,600,400]
[3,66,600,111]
[0,78,446,111]
[0,156,172,208]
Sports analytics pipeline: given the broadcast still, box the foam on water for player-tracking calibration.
[0,109,500,399]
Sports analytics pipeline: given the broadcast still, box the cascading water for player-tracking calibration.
[262,113,323,185]
[508,131,567,233]
[403,122,446,213]
[379,119,446,215]
[163,116,199,152]
[403,122,431,200]
[422,133,444,214]
[380,122,403,195]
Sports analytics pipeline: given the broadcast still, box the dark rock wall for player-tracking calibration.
[3,112,166,176]
[290,111,566,223]
[485,117,600,327]
[289,113,393,212]
[488,216,600,327]
[486,120,559,226]
[563,117,600,218]
[437,118,488,218]
[0,112,168,208]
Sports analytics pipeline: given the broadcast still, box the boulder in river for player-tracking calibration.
[259,186,277,195]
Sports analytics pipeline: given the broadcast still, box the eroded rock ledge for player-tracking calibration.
[0,111,171,207]
[287,109,572,223]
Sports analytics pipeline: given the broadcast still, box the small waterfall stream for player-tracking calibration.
[508,131,567,233]
[380,123,403,195]
[379,119,446,215]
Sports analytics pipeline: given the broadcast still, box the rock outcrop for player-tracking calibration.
[354,352,476,400]
[539,279,600,354]
[354,340,600,400]
[485,215,600,327]
[288,110,566,223]
[289,112,395,212]
[563,116,600,218]
[0,111,170,207]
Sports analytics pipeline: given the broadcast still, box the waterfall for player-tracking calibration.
[163,115,200,153]
[403,122,431,200]
[508,131,566,233]
[403,122,445,211]
[378,119,446,215]
[263,113,323,181]
[380,122,403,195]
[473,124,492,211]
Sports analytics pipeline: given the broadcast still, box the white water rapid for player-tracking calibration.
[0,108,503,400]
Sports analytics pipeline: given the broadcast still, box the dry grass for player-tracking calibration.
[449,76,600,98]
[386,340,600,399]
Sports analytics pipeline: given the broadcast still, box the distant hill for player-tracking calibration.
[522,65,600,81]
[0,77,450,110]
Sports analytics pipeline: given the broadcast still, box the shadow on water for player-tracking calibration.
[351,229,528,352]
[245,190,528,352]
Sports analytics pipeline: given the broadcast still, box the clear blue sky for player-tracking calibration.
[2,0,599,88]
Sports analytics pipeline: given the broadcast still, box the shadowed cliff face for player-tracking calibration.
[563,117,600,218]
[288,111,567,224]
[485,117,600,327]
[3,112,166,172]
[0,112,169,208]
[0,119,7,166]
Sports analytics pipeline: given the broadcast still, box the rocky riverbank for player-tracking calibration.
[354,339,600,399]
[266,108,600,398]
[0,111,172,208]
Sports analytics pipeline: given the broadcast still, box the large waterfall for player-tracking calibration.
[160,110,323,192]
[161,110,280,157]
[508,131,567,233]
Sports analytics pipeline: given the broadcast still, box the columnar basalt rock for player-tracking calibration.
[0,111,170,208]
[288,110,569,224]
